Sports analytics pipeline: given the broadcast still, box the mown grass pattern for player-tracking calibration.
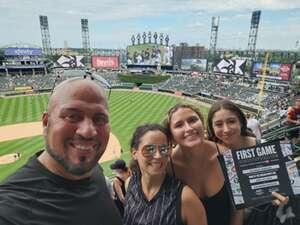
[0,94,49,126]
[0,91,209,181]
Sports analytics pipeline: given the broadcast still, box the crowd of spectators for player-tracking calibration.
[0,70,293,125]
[155,73,289,110]
[0,75,58,92]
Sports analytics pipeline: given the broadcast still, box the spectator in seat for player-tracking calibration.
[286,96,300,145]
[110,159,130,216]
[246,112,262,142]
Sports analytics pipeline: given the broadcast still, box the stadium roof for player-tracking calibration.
[0,42,41,48]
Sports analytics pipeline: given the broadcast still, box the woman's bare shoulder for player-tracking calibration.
[203,140,219,159]
[171,145,183,161]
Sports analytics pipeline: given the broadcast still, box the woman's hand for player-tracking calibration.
[272,192,289,206]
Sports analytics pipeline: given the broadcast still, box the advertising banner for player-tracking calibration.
[127,44,173,66]
[219,140,300,209]
[181,59,207,72]
[56,55,84,68]
[213,59,246,75]
[92,56,119,69]
[252,62,292,81]
[4,48,43,56]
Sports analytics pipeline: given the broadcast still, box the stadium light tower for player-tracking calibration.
[81,19,90,65]
[247,10,261,58]
[39,15,52,56]
[209,16,220,54]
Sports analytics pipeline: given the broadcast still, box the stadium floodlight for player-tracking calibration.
[209,16,220,54]
[247,11,261,57]
[39,15,52,55]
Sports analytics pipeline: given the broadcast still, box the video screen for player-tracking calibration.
[252,62,291,81]
[56,55,84,68]
[213,59,246,75]
[181,59,207,72]
[127,44,172,66]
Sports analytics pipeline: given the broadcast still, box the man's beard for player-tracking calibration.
[45,138,102,176]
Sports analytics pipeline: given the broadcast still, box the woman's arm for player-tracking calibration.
[181,185,207,225]
[125,177,131,192]
[230,209,244,225]
[113,178,126,203]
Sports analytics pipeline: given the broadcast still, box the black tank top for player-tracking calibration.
[170,144,232,225]
[123,171,185,225]
[201,184,231,225]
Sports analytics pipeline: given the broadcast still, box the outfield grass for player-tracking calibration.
[0,94,48,126]
[0,90,209,181]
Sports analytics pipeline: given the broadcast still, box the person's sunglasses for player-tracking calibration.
[46,70,112,111]
[141,144,171,158]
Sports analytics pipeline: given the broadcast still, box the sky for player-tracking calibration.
[0,0,300,50]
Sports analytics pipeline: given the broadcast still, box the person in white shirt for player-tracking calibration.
[246,112,262,142]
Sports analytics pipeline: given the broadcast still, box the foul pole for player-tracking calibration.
[258,52,269,113]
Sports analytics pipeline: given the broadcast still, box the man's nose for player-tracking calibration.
[76,118,97,138]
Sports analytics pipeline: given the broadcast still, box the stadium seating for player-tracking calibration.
[0,70,292,127]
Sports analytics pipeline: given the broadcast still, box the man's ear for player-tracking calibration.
[42,112,49,135]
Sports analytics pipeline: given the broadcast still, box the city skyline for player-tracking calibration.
[1,0,300,50]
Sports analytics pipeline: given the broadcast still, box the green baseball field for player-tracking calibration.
[0,90,210,181]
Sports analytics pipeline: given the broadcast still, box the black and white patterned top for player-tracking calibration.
[123,171,185,225]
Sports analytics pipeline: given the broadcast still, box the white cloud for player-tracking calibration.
[187,22,206,29]
[1,0,300,21]
[0,0,299,49]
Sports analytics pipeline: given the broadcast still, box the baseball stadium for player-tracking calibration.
[1,9,300,225]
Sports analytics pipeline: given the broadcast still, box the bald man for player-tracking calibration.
[0,78,122,225]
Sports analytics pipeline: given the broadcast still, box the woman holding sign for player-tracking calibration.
[207,100,292,225]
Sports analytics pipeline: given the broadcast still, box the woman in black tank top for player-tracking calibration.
[164,104,234,225]
[123,124,207,225]
[165,102,290,225]
[207,100,291,225]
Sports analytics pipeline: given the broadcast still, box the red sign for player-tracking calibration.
[92,56,119,69]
